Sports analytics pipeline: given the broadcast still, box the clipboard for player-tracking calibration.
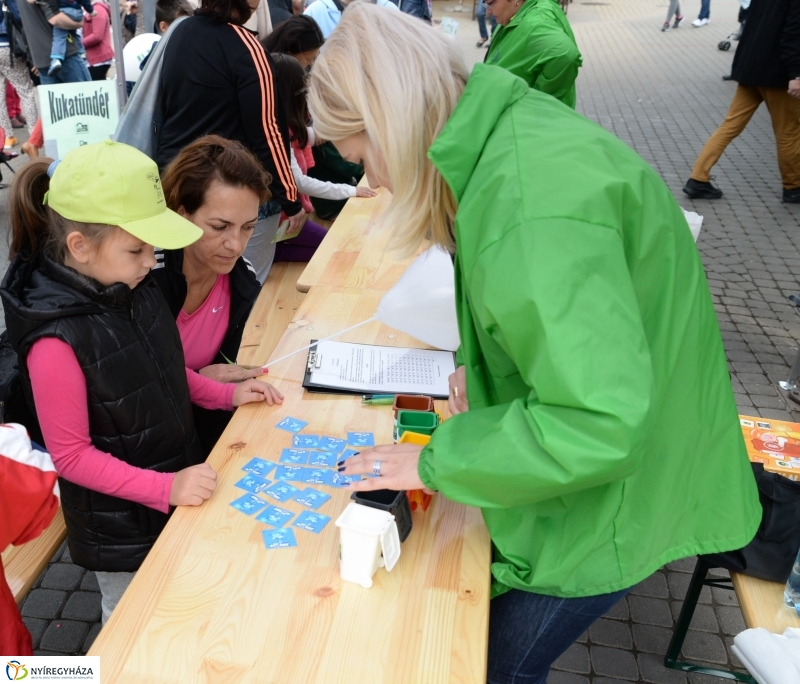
[302,340,456,398]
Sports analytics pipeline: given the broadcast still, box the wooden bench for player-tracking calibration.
[732,572,800,634]
[2,509,67,604]
[237,261,307,368]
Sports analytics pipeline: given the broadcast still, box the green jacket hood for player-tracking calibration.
[428,64,529,202]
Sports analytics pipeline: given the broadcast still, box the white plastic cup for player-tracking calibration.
[335,503,401,588]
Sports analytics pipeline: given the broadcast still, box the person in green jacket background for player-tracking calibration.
[485,0,582,108]
[310,6,760,683]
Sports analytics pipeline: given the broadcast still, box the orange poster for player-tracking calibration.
[740,415,800,481]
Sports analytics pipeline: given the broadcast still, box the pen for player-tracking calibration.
[362,394,395,405]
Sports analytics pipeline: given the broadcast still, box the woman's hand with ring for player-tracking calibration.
[448,365,469,415]
[338,444,433,493]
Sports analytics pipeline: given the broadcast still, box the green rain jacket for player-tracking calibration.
[485,0,582,108]
[419,64,760,599]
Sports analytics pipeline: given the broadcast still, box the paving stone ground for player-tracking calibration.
[10,0,800,679]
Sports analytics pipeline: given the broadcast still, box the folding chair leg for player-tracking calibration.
[664,558,757,683]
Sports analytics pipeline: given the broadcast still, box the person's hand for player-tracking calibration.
[355,186,378,198]
[169,463,217,506]
[286,210,306,238]
[124,1,137,14]
[232,379,284,407]
[448,365,468,415]
[31,66,39,76]
[789,79,800,99]
[338,444,434,493]
[199,363,267,383]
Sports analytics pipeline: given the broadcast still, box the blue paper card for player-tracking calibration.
[263,481,301,502]
[331,473,362,487]
[230,493,268,515]
[241,457,274,478]
[234,474,271,493]
[263,528,298,549]
[293,434,320,448]
[276,416,309,433]
[347,431,375,447]
[279,448,310,465]
[307,451,337,467]
[301,468,334,485]
[274,465,307,482]
[256,505,294,527]
[318,436,347,453]
[338,448,360,462]
[293,510,331,534]
[294,488,331,510]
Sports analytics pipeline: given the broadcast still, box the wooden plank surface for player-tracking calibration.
[2,509,66,603]
[297,189,426,293]
[732,572,800,633]
[237,262,307,368]
[89,285,491,684]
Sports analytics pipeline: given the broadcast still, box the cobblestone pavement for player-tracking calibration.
[12,0,800,680]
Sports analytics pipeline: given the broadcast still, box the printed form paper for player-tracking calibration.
[307,341,455,397]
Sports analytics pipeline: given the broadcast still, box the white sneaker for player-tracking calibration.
[692,17,709,26]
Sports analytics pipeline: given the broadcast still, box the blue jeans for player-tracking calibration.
[477,0,497,40]
[50,6,84,60]
[488,587,631,684]
[39,52,91,84]
[698,0,710,20]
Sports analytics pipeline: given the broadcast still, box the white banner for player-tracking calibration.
[2,657,99,682]
[39,81,119,160]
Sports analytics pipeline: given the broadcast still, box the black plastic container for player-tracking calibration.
[350,489,413,543]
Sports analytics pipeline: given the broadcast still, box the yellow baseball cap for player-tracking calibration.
[44,140,202,250]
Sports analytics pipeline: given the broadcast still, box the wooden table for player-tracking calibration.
[88,285,491,684]
[732,572,800,633]
[297,189,427,293]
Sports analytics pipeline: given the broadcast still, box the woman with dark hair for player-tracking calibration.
[156,0,304,284]
[154,135,284,454]
[261,14,324,69]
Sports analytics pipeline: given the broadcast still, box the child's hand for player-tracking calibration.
[90,10,97,15]
[356,186,377,198]
[233,379,284,407]
[199,363,267,383]
[170,463,217,506]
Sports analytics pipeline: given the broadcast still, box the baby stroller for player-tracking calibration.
[718,3,749,50]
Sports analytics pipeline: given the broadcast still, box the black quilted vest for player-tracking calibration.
[1,255,205,572]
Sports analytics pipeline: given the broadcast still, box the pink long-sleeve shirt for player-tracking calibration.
[27,337,236,513]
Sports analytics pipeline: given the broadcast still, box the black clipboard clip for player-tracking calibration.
[307,349,322,372]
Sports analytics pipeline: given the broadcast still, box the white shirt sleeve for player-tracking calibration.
[291,147,358,201]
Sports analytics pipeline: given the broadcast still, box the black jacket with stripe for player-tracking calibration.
[156,15,302,216]
[150,248,261,455]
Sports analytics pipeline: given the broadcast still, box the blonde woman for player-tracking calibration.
[317,5,759,682]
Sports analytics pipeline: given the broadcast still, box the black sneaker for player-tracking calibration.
[783,187,800,203]
[683,178,723,199]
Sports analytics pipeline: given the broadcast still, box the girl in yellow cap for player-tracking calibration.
[0,141,283,623]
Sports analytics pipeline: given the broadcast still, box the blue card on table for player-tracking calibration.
[274,465,307,482]
[331,473,362,488]
[234,474,270,493]
[307,451,337,467]
[294,488,331,510]
[276,416,308,433]
[279,448,310,465]
[263,528,298,549]
[347,432,375,447]
[338,448,359,462]
[293,511,331,534]
[293,434,320,448]
[255,505,294,527]
[263,481,301,502]
[241,457,274,478]
[318,436,347,453]
[301,468,334,486]
[230,493,268,515]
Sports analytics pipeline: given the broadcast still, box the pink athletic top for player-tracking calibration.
[177,274,230,370]
[27,337,236,513]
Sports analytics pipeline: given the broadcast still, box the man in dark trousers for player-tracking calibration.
[683,0,800,202]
